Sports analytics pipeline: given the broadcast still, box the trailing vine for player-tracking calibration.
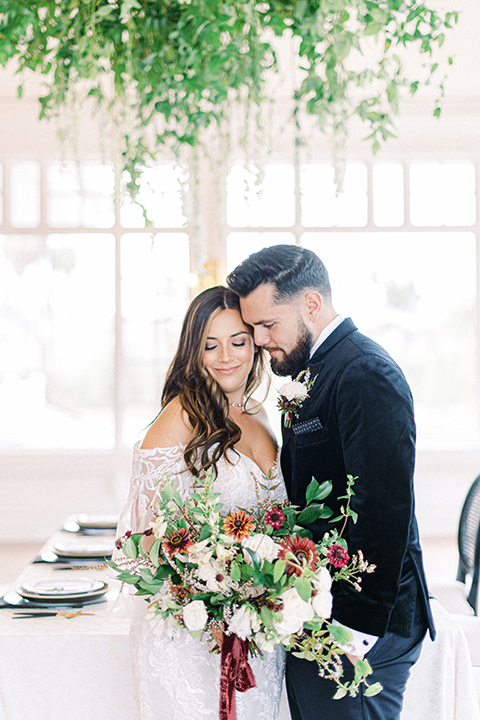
[0,0,458,197]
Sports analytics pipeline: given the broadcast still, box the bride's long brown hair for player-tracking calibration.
[161,286,268,477]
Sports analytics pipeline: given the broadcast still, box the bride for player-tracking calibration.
[114,286,288,720]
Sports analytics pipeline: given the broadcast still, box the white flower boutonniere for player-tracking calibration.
[277,369,317,428]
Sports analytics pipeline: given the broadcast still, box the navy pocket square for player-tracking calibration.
[292,417,324,435]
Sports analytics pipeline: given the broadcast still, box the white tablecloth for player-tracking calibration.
[0,537,479,720]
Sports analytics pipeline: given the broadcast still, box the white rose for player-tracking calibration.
[312,590,333,619]
[273,587,314,637]
[242,534,281,564]
[312,566,332,593]
[183,600,208,632]
[278,381,309,402]
[228,606,260,640]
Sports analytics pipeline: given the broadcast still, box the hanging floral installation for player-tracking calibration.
[0,0,457,196]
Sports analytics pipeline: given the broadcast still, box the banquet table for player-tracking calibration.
[0,529,479,720]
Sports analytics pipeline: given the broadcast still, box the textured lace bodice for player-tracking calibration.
[114,442,290,720]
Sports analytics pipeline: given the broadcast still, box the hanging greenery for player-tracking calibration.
[0,0,457,194]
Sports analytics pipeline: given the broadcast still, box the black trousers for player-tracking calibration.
[286,619,427,720]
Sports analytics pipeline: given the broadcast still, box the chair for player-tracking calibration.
[457,474,480,614]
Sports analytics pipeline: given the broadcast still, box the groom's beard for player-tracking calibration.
[269,322,313,378]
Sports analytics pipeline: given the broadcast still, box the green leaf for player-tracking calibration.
[230,562,241,582]
[149,539,162,567]
[305,477,320,504]
[364,682,383,697]
[245,547,262,569]
[327,623,352,645]
[294,576,312,602]
[161,485,174,503]
[260,604,273,628]
[354,658,372,678]
[199,525,212,541]
[333,686,348,700]
[96,5,116,18]
[123,537,138,559]
[118,574,140,585]
[297,503,325,525]
[273,560,286,584]
[315,480,333,501]
[173,491,184,508]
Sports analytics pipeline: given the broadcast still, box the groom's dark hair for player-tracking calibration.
[227,244,331,301]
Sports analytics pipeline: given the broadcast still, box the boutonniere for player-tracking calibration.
[277,369,317,428]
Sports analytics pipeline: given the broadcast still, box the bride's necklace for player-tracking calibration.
[230,398,246,408]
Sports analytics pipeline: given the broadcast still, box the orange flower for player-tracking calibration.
[163,527,193,555]
[278,535,319,576]
[222,510,255,542]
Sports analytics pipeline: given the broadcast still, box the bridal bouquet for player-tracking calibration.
[108,471,380,717]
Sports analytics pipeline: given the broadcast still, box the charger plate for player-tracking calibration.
[15,579,108,603]
[53,539,113,559]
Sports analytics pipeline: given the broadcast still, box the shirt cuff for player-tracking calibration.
[331,619,379,657]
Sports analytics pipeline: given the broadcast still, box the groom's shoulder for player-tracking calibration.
[322,322,405,381]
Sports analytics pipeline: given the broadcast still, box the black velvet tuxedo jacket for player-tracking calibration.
[280,318,435,640]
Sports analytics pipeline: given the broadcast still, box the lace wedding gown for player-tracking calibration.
[113,441,290,720]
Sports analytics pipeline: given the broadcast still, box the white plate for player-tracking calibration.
[75,514,118,530]
[19,579,105,597]
[53,539,113,558]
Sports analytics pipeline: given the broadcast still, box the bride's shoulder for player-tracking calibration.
[141,397,193,450]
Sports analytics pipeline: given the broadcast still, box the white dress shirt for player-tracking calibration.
[309,314,379,657]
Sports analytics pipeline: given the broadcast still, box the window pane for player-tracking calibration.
[0,234,115,448]
[410,163,476,226]
[120,165,187,228]
[121,233,190,442]
[300,163,368,227]
[226,233,296,273]
[301,232,477,448]
[227,164,295,228]
[47,162,115,228]
[373,164,404,227]
[10,162,41,228]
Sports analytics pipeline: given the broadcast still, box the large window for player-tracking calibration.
[1,157,478,450]
[0,161,189,449]
[226,161,478,449]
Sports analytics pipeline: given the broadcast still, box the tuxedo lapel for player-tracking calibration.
[309,317,357,364]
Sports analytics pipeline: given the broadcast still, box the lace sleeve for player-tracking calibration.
[112,442,191,564]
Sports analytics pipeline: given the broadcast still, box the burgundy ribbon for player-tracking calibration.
[219,633,256,720]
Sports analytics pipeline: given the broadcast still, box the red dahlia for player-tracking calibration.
[264,507,286,529]
[278,535,319,576]
[327,544,350,568]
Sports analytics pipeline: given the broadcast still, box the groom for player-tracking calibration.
[227,245,435,720]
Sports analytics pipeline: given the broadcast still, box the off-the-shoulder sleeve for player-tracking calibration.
[109,443,192,619]
[112,443,191,564]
